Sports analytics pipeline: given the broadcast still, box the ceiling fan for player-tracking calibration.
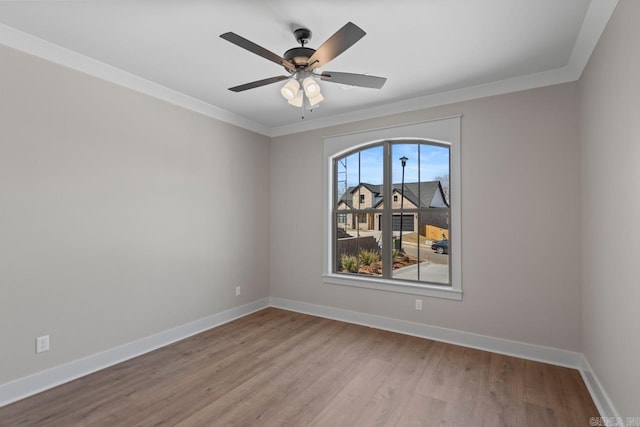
[220,22,387,113]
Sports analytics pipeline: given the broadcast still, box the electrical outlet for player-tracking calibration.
[415,299,423,311]
[36,335,50,353]
[235,286,241,296]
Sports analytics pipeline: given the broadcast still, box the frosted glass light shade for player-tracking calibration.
[303,77,320,97]
[280,79,300,100]
[308,93,324,107]
[288,91,304,107]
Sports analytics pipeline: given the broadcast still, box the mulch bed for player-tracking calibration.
[355,252,419,275]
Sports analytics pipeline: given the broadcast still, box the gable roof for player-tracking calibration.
[338,181,448,209]
[394,181,448,209]
[336,199,353,209]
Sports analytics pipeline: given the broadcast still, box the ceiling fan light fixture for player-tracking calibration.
[221,22,386,117]
[308,92,324,107]
[280,79,300,100]
[288,90,304,107]
[302,77,321,97]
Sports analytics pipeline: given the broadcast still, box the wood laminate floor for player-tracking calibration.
[0,308,598,426]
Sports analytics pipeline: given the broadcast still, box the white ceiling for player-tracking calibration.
[0,0,618,136]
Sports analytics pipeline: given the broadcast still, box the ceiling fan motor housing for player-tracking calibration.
[283,47,316,70]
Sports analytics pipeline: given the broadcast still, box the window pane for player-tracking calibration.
[335,214,383,277]
[355,145,384,211]
[390,143,419,282]
[420,210,450,285]
[358,145,384,186]
[391,143,420,182]
[391,217,420,281]
[335,152,359,210]
[391,143,419,208]
[391,210,450,284]
[335,145,384,224]
[334,141,451,286]
[420,143,450,206]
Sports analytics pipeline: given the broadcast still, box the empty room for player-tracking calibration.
[0,0,638,425]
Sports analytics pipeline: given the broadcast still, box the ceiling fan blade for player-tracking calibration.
[229,75,290,92]
[220,32,296,72]
[307,22,366,69]
[320,71,387,89]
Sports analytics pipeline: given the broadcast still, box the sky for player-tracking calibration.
[337,143,449,194]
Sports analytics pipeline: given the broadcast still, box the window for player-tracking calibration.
[323,117,461,300]
[333,141,450,285]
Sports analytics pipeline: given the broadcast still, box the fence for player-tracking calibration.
[422,225,448,241]
[336,236,379,269]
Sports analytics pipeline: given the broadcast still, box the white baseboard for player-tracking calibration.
[270,297,626,420]
[0,298,270,408]
[269,297,583,369]
[2,295,617,422]
[580,356,620,422]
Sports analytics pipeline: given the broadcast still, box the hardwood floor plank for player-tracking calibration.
[0,308,599,427]
[174,318,343,426]
[92,312,321,426]
[247,325,385,426]
[2,309,293,425]
[352,337,436,427]
[394,392,447,427]
[525,402,559,427]
[480,352,527,426]
[308,357,395,427]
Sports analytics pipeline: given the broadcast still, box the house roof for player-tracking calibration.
[336,199,353,209]
[338,181,448,209]
[351,183,382,195]
[394,182,447,209]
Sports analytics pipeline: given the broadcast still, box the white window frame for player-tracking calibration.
[322,116,462,300]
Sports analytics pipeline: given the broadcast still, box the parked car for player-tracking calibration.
[431,239,449,254]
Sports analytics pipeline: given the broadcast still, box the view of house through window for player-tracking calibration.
[334,141,450,285]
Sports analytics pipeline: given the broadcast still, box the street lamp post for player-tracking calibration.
[398,156,408,253]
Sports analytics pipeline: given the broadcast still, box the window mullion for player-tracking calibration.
[332,158,338,273]
[382,142,393,278]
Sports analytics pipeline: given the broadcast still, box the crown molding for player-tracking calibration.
[567,0,619,79]
[0,0,618,138]
[270,0,618,137]
[270,66,575,137]
[0,24,271,137]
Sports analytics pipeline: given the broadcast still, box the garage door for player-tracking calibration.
[392,215,414,231]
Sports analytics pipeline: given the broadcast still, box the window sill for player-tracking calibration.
[322,274,463,301]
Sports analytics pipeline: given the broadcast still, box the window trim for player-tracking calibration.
[322,116,462,301]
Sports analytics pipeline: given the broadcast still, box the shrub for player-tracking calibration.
[341,254,358,273]
[359,249,380,266]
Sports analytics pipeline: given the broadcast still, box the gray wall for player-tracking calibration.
[579,0,640,418]
[0,45,271,383]
[271,82,582,351]
[3,4,639,416]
